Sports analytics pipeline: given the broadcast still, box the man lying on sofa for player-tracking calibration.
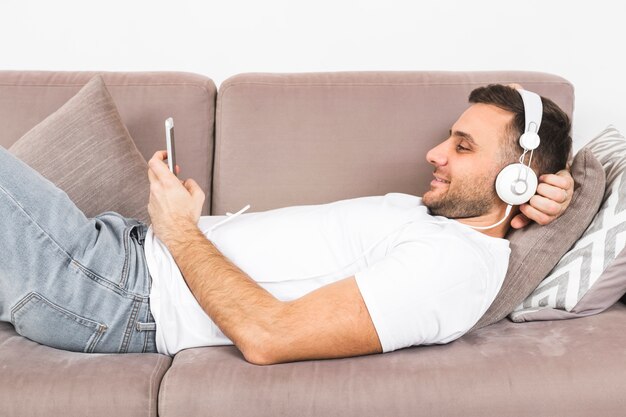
[0,84,573,365]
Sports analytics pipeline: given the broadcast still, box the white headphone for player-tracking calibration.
[470,88,542,230]
[495,89,542,205]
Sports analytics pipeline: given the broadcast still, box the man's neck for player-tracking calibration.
[454,205,513,238]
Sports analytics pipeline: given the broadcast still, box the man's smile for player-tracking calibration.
[431,174,450,186]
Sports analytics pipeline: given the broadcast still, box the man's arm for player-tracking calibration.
[165,224,381,365]
[147,151,381,365]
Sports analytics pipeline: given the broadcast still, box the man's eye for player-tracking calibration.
[456,145,469,152]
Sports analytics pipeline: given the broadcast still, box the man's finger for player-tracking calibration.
[521,200,557,225]
[538,172,573,191]
[151,150,168,162]
[184,178,205,199]
[536,182,569,204]
[529,194,562,216]
[148,152,179,184]
[510,212,530,229]
[184,178,198,191]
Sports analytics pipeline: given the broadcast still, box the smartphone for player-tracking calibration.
[165,117,177,176]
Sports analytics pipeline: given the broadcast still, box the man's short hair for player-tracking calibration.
[468,84,573,177]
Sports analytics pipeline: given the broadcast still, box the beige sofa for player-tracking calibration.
[1,70,625,417]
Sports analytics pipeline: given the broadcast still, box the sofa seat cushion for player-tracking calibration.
[159,303,626,417]
[0,322,171,417]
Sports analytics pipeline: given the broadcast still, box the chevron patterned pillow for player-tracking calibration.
[511,126,626,321]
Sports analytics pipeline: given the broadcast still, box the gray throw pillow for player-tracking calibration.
[9,75,150,224]
[470,146,605,331]
[510,126,626,321]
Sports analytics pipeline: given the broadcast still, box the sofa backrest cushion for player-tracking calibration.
[213,71,574,215]
[0,70,216,215]
[214,71,580,327]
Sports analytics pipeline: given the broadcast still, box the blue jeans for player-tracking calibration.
[0,146,157,353]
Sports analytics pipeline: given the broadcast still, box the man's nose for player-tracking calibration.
[426,141,448,167]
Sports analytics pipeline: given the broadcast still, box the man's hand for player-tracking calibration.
[147,150,205,242]
[510,168,574,229]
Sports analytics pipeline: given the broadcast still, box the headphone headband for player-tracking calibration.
[517,89,543,135]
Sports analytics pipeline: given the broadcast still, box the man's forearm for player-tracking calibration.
[160,220,283,362]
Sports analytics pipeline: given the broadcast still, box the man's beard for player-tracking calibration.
[423,171,500,219]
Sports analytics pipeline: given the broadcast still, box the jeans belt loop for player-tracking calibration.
[136,321,156,332]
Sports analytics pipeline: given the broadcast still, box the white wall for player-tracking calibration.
[1,0,623,151]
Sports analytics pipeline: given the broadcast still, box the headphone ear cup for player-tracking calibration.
[495,163,538,205]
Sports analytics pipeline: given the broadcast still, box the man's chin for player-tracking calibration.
[424,196,496,219]
[422,190,439,208]
[424,203,459,218]
[422,193,443,215]
[422,192,461,218]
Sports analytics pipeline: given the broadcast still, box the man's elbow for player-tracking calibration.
[231,300,288,365]
[242,347,277,366]
[238,325,301,365]
[239,334,282,366]
[234,317,287,366]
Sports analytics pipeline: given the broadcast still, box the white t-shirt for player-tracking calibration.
[143,193,510,356]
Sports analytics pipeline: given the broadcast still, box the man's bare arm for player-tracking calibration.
[162,223,382,365]
[147,150,381,365]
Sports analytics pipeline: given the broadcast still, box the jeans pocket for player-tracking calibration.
[11,292,108,353]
